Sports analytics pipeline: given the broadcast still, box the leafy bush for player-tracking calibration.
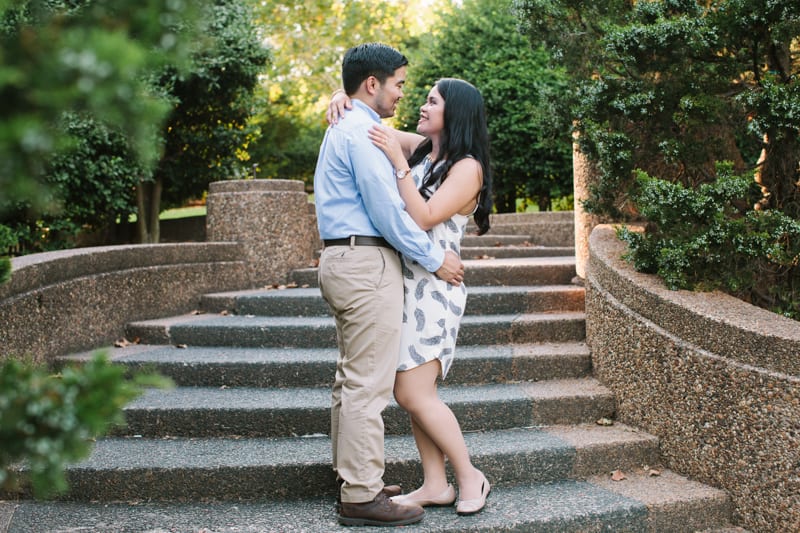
[618,163,800,319]
[0,224,14,284]
[514,0,799,219]
[398,0,573,213]
[0,353,172,498]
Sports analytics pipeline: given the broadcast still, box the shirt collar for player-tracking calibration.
[351,99,380,122]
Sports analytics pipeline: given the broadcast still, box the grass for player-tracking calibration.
[159,206,206,220]
[126,205,206,223]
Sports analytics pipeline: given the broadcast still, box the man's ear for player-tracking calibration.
[365,75,379,95]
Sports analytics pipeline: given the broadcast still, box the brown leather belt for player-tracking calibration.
[323,236,393,249]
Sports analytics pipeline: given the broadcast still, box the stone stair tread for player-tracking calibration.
[290,255,578,288]
[461,246,575,259]
[124,312,587,349]
[128,311,585,329]
[3,471,736,533]
[66,423,654,473]
[201,284,583,301]
[198,284,586,316]
[59,342,593,388]
[126,378,611,410]
[462,256,575,267]
[118,379,615,437]
[61,341,590,366]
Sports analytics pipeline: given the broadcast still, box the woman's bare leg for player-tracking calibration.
[394,360,484,501]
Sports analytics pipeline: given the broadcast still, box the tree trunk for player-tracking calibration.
[494,192,516,213]
[755,131,800,219]
[136,181,149,243]
[134,177,163,244]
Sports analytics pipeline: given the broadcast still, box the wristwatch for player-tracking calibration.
[395,168,410,180]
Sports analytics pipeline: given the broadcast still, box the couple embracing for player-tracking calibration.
[314,42,493,527]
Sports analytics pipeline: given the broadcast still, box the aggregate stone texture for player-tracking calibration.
[114,380,615,439]
[586,224,800,532]
[0,243,248,362]
[206,179,318,287]
[3,473,737,533]
[61,341,593,388]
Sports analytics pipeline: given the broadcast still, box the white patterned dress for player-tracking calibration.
[397,157,470,379]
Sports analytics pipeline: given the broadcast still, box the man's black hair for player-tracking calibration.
[342,42,408,95]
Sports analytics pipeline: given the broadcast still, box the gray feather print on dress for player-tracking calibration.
[448,301,463,315]
[420,334,445,346]
[431,290,448,309]
[414,308,425,332]
[415,278,429,300]
[444,219,458,232]
[408,345,427,365]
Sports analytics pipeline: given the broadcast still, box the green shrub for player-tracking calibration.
[618,163,800,319]
[0,224,14,284]
[0,353,172,498]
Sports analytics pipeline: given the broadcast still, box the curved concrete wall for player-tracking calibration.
[586,224,800,532]
[0,243,249,363]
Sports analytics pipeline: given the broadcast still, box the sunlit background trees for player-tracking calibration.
[1,0,798,316]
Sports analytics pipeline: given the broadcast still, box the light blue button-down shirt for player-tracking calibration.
[313,99,444,273]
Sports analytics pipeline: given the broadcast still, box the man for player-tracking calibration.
[313,43,464,527]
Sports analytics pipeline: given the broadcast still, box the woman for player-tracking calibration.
[329,78,493,515]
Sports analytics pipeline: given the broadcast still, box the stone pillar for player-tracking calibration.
[572,135,601,280]
[206,179,317,287]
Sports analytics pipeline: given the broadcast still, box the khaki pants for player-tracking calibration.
[318,244,403,504]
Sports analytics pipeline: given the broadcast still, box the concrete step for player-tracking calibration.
[289,256,578,288]
[488,210,575,224]
[116,378,614,438]
[3,470,736,532]
[8,424,663,502]
[462,234,534,247]
[60,342,593,388]
[124,311,586,348]
[199,284,585,317]
[461,245,575,259]
[467,219,574,247]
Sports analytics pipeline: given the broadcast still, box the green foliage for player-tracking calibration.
[618,163,800,319]
[0,224,14,283]
[0,113,143,253]
[154,0,271,208]
[0,113,145,254]
[249,0,422,186]
[514,0,800,220]
[0,353,173,498]
[0,0,202,215]
[398,0,573,213]
[1,0,268,248]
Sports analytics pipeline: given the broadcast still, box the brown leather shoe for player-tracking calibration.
[339,490,424,527]
[335,481,402,511]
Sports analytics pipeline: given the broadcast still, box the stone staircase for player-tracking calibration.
[3,211,740,532]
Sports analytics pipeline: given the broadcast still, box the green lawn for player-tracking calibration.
[159,206,206,220]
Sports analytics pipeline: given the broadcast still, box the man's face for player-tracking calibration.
[373,66,406,119]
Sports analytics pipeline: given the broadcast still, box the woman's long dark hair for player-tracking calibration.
[407,78,492,235]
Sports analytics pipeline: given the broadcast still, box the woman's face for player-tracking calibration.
[417,85,445,137]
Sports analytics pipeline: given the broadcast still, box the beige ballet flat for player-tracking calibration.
[391,484,457,507]
[456,473,490,516]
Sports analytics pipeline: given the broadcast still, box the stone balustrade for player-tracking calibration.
[0,179,317,363]
[586,223,800,532]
